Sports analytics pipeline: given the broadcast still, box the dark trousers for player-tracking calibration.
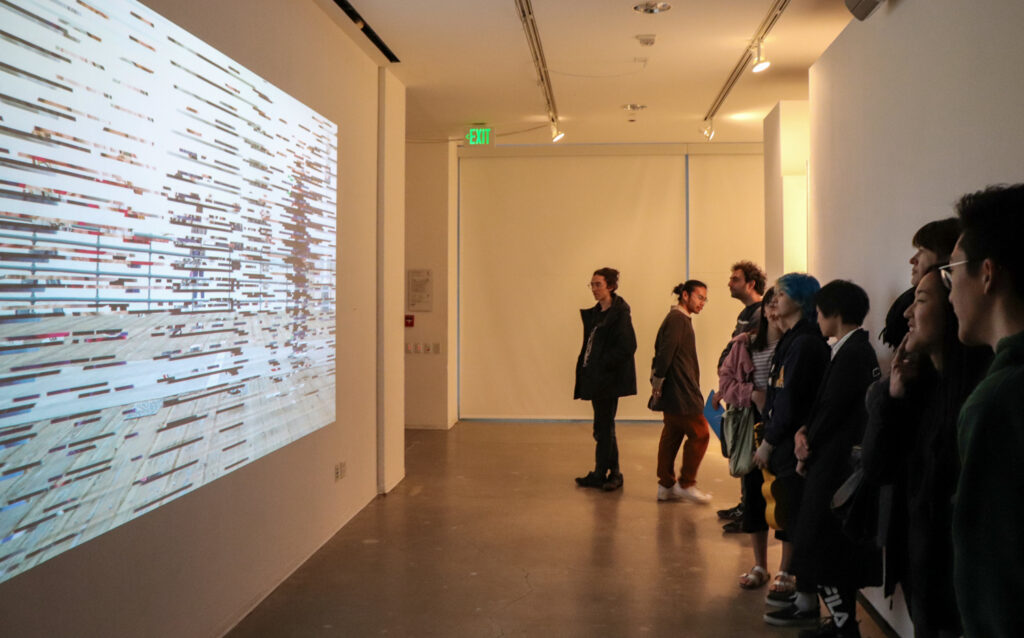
[592,397,619,477]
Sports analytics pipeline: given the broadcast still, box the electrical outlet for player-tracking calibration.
[433,342,441,354]
[334,462,347,481]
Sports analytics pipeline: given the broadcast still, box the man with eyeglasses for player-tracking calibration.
[943,183,1024,638]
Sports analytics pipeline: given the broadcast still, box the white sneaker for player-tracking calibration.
[678,485,712,504]
[657,483,684,501]
[657,482,691,501]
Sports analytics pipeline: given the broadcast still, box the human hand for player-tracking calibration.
[753,441,772,469]
[751,389,766,413]
[890,335,918,398]
[651,375,664,399]
[796,459,807,476]
[712,393,722,410]
[794,428,810,461]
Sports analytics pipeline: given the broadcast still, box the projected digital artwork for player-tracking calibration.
[0,0,338,583]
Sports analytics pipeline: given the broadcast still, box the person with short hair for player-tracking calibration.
[749,273,830,620]
[945,184,1024,638]
[651,280,712,504]
[716,260,767,526]
[781,280,882,638]
[574,267,638,491]
[880,218,961,349]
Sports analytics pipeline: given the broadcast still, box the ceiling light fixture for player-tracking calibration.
[635,34,656,47]
[701,118,715,141]
[622,104,648,113]
[751,40,771,73]
[550,121,565,143]
[701,0,792,137]
[633,2,671,15]
[515,0,562,145]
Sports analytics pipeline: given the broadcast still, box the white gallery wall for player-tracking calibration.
[453,146,763,421]
[0,0,406,636]
[687,151,767,386]
[809,0,1024,634]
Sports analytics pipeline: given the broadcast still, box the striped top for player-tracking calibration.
[750,340,778,390]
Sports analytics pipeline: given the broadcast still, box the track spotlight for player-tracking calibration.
[701,118,715,141]
[550,122,565,142]
[751,40,770,73]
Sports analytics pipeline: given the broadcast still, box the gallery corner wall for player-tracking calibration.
[809,0,1024,634]
[0,0,407,636]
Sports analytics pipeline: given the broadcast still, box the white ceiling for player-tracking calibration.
[352,0,853,145]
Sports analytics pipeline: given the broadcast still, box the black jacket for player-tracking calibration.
[764,318,830,477]
[790,329,882,589]
[574,294,637,400]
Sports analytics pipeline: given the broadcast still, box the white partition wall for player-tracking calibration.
[459,152,686,420]
[687,151,766,398]
[455,146,764,421]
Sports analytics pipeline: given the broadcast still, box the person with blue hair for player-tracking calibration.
[745,273,831,627]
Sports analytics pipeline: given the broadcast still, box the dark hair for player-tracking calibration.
[731,260,767,295]
[880,288,914,350]
[750,287,775,352]
[912,218,961,261]
[775,273,821,320]
[593,267,620,291]
[672,279,707,302]
[815,280,870,325]
[956,183,1024,299]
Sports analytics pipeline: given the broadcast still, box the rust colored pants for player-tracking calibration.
[656,412,710,488]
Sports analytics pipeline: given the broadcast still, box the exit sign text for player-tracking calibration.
[465,128,492,145]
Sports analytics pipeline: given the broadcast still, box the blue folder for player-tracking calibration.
[704,390,725,441]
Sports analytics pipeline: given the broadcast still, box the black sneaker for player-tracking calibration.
[575,471,605,488]
[721,520,743,534]
[716,503,743,521]
[798,618,861,638]
[763,604,821,627]
[602,472,624,491]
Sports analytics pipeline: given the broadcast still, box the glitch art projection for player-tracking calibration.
[0,0,338,583]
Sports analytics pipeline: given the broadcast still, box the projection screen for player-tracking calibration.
[0,0,338,584]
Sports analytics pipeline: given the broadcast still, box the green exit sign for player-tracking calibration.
[465,127,492,145]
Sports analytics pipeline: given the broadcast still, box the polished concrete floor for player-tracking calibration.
[227,421,893,637]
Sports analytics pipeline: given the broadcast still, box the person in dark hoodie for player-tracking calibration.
[750,273,830,621]
[574,267,637,491]
[784,280,883,638]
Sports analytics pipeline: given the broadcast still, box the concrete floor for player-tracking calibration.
[227,421,893,637]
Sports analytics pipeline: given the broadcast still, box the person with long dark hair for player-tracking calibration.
[719,287,782,588]
[862,267,991,638]
[574,267,637,491]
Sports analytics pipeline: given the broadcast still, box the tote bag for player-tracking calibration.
[723,406,756,477]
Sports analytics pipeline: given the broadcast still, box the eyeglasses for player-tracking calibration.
[588,282,606,289]
[938,259,969,290]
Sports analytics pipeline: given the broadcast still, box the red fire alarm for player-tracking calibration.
[405,314,414,327]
